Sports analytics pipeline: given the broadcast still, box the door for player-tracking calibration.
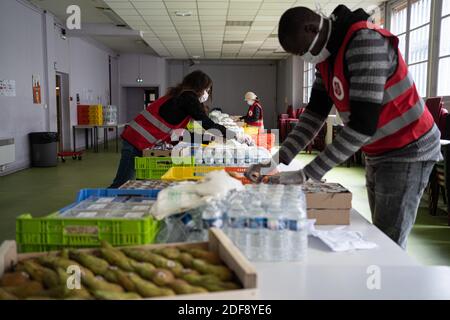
[55,73,71,151]
[125,87,160,122]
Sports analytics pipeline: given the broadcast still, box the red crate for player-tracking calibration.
[250,133,276,150]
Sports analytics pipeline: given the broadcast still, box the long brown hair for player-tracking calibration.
[167,70,213,98]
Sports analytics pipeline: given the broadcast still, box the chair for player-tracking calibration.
[425,97,443,124]
[426,98,450,223]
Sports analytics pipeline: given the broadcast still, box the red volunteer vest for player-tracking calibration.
[316,21,434,156]
[121,95,191,151]
[246,101,264,128]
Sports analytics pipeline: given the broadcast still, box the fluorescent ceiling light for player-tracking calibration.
[175,11,193,17]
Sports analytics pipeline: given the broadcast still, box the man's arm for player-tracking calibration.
[277,71,333,165]
[303,29,394,181]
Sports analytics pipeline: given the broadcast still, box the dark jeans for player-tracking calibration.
[365,160,435,250]
[109,139,142,188]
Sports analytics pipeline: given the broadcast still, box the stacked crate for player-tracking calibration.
[77,104,90,125]
[89,104,103,125]
[103,105,118,125]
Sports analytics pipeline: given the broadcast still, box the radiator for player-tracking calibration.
[0,138,15,168]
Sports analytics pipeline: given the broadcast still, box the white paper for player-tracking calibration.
[310,226,378,252]
[87,204,107,210]
[131,205,150,211]
[96,197,114,203]
[77,211,98,218]
[0,80,16,97]
[124,212,145,218]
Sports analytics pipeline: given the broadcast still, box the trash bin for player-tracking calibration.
[29,132,58,167]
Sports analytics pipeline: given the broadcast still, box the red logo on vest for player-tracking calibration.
[248,110,253,116]
[332,76,344,101]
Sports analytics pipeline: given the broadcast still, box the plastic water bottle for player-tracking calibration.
[201,203,224,240]
[266,202,290,261]
[247,147,258,165]
[214,147,224,165]
[283,188,308,261]
[224,148,235,166]
[236,147,246,166]
[246,200,267,261]
[194,147,203,165]
[203,147,215,165]
[226,202,245,245]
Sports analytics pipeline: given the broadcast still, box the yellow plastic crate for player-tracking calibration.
[161,166,225,181]
[243,125,259,135]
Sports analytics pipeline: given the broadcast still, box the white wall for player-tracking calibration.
[0,0,47,174]
[167,59,279,129]
[277,56,303,115]
[119,54,167,94]
[0,0,119,175]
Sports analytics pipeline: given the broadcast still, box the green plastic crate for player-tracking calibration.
[16,213,161,253]
[135,156,193,180]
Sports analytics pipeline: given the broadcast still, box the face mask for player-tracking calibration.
[299,15,332,64]
[247,100,254,106]
[199,90,209,103]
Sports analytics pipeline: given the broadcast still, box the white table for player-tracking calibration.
[252,210,450,299]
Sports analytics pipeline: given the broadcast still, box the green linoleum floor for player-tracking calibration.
[0,148,449,266]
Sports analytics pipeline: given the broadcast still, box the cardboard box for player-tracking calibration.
[303,182,352,225]
[0,229,258,300]
[307,209,350,225]
[303,182,352,209]
[143,149,172,157]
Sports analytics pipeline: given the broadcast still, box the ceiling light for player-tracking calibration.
[223,40,244,45]
[175,11,192,17]
[226,21,253,27]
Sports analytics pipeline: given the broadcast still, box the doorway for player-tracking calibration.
[55,73,71,151]
[125,86,159,122]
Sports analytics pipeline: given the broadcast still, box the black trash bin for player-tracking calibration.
[29,132,58,167]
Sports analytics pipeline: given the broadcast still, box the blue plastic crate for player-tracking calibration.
[59,188,161,213]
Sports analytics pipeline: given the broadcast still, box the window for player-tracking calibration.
[389,0,431,97]
[303,62,314,104]
[438,0,450,96]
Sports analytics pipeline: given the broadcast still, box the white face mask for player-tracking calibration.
[247,100,254,106]
[299,15,332,64]
[199,90,209,103]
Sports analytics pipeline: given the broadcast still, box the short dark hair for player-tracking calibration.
[278,7,319,54]
[167,70,213,98]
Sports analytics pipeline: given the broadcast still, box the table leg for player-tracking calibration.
[95,127,98,153]
[73,126,76,152]
[116,126,119,153]
[85,129,88,150]
[444,145,450,226]
[104,128,108,150]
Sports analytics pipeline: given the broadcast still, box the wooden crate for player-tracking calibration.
[0,228,258,300]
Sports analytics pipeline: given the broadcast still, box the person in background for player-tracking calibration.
[110,70,252,188]
[240,92,264,129]
[245,5,441,249]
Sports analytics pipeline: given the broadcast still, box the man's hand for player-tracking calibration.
[263,169,307,185]
[245,157,278,183]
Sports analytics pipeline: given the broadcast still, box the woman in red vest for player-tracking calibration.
[240,91,264,129]
[246,5,441,249]
[110,70,251,188]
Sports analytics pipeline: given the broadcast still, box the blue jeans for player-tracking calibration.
[109,139,142,188]
[365,160,435,249]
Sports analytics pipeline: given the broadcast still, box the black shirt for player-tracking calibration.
[158,91,234,138]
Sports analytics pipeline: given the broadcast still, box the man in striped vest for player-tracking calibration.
[246,5,442,249]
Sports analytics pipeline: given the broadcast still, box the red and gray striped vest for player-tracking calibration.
[121,95,191,151]
[316,21,434,156]
[246,101,264,128]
